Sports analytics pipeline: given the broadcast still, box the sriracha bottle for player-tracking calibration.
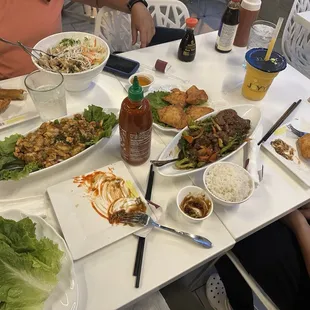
[119,76,152,166]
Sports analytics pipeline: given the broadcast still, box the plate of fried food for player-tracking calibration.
[0,105,118,181]
[262,118,310,186]
[145,85,213,133]
[0,78,39,130]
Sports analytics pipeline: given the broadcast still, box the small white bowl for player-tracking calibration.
[128,72,154,92]
[203,162,255,207]
[176,186,214,224]
[32,32,110,92]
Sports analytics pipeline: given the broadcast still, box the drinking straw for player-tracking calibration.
[264,17,284,61]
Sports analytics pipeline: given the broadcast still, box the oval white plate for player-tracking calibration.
[22,108,119,178]
[146,84,213,134]
[156,105,261,177]
[0,209,78,310]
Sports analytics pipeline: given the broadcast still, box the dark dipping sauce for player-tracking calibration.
[180,193,211,219]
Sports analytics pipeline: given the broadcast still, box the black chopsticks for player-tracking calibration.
[257,99,302,146]
[133,164,154,288]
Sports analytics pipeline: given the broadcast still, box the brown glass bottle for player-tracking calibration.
[178,18,198,62]
[215,0,240,53]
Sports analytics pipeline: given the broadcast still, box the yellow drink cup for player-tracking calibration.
[242,48,287,101]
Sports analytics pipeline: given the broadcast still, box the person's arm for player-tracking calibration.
[74,0,155,47]
[282,210,310,276]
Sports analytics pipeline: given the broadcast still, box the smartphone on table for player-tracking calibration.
[103,54,140,78]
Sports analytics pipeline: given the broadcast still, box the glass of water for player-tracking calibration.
[247,20,276,50]
[25,70,67,121]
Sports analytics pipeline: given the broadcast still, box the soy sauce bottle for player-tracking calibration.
[178,18,198,62]
[216,0,240,53]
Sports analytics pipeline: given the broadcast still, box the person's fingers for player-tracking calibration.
[131,24,138,45]
[300,208,310,220]
[140,29,148,48]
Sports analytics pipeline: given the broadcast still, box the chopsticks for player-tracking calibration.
[133,164,154,288]
[257,99,302,146]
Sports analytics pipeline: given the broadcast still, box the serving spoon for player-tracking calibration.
[150,158,178,167]
[0,37,55,60]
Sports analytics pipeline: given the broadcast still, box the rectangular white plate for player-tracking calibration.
[0,77,39,130]
[262,119,310,186]
[47,161,152,260]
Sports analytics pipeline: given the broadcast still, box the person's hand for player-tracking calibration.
[131,3,155,48]
[281,209,309,233]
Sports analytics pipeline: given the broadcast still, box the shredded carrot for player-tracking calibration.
[183,135,194,144]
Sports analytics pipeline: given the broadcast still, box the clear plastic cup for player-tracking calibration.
[243,20,276,68]
[25,70,67,121]
[248,20,277,50]
[242,48,287,101]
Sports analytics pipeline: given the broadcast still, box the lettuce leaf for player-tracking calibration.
[0,162,39,181]
[146,91,171,127]
[83,105,118,146]
[0,217,63,310]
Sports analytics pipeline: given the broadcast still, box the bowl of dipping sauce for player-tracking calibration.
[176,186,213,223]
[203,162,255,207]
[128,72,154,92]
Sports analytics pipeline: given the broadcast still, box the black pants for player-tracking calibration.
[216,221,310,310]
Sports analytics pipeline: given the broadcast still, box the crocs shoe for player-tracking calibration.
[206,273,232,310]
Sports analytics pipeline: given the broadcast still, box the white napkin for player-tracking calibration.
[0,195,48,218]
[245,125,264,188]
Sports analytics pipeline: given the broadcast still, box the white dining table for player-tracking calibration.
[0,31,309,310]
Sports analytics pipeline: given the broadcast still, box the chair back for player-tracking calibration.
[282,0,310,78]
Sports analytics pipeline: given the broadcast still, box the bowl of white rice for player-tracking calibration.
[203,162,254,207]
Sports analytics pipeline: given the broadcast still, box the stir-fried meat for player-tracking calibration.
[14,114,104,168]
[158,105,188,129]
[176,109,251,169]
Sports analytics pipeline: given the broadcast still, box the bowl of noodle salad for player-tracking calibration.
[32,32,110,91]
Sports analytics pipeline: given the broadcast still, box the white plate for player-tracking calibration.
[156,105,261,177]
[146,84,214,134]
[262,119,310,186]
[0,209,78,310]
[0,77,39,130]
[20,108,118,178]
[47,161,153,260]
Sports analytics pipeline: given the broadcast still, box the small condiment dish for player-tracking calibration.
[128,72,154,92]
[203,162,255,207]
[176,186,213,224]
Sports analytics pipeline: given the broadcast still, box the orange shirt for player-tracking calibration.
[0,0,63,80]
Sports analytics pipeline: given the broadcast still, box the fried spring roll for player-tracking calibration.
[0,98,11,113]
[0,89,25,100]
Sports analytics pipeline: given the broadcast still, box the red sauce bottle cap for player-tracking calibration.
[186,18,198,28]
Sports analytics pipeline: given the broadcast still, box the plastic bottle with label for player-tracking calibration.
[215,0,240,53]
[119,76,152,166]
[234,0,262,47]
[178,18,198,62]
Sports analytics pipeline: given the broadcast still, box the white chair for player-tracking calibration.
[282,0,310,79]
[94,0,190,53]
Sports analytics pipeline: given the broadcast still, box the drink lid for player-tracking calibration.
[186,18,198,28]
[128,76,143,101]
[241,0,261,11]
[245,48,287,73]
